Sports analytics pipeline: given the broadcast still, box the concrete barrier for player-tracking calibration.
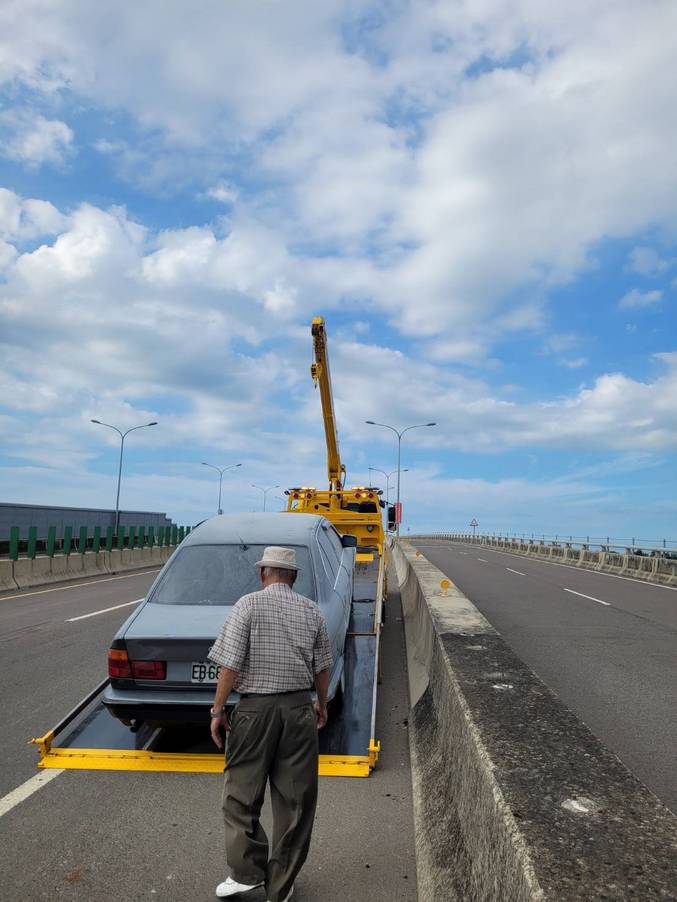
[80,552,101,577]
[13,556,53,588]
[0,559,17,591]
[1,544,178,593]
[393,541,677,901]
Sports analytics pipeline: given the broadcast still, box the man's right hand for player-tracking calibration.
[314,700,328,730]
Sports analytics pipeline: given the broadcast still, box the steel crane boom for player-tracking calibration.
[310,316,346,493]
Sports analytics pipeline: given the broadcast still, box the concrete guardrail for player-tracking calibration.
[392,540,677,901]
[411,534,677,587]
[0,545,177,592]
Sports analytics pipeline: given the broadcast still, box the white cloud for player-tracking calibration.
[619,288,663,310]
[628,245,673,276]
[1,2,676,344]
[0,109,73,166]
[0,187,68,240]
[204,182,238,205]
[561,356,588,369]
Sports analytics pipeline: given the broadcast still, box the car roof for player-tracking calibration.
[183,512,325,546]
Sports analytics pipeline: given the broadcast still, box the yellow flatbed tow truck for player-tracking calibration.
[31,317,384,778]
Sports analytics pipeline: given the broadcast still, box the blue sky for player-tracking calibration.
[0,0,676,542]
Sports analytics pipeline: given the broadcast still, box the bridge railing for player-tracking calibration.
[408,533,677,586]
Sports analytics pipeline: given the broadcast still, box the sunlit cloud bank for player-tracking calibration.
[0,1,676,534]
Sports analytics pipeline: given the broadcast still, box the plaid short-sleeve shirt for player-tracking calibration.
[207,581,333,694]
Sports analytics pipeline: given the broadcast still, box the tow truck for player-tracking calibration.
[31,316,384,777]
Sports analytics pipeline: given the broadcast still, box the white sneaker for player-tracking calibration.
[267,884,294,902]
[216,875,264,898]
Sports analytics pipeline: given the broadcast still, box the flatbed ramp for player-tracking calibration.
[32,559,382,778]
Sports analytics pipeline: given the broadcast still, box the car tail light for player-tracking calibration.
[108,648,132,679]
[130,660,167,680]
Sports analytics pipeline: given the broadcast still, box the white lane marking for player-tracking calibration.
[563,588,611,607]
[452,546,677,592]
[477,558,488,562]
[506,567,526,576]
[459,551,468,555]
[66,598,144,622]
[0,569,160,602]
[0,769,64,818]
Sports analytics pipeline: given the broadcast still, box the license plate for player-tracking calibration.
[191,661,221,683]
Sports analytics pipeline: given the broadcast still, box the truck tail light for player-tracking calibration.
[130,660,167,680]
[108,648,132,679]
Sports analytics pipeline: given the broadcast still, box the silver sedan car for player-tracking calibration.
[102,512,356,727]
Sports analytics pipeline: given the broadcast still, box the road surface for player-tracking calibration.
[415,540,677,815]
[0,570,416,901]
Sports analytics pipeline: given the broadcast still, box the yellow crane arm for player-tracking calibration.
[310,316,345,491]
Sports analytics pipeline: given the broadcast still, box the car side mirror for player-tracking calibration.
[341,534,358,548]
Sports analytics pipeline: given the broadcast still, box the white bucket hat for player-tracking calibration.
[255,546,300,571]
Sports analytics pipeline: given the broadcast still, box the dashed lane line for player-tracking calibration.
[443,546,677,592]
[0,569,160,602]
[66,598,144,622]
[563,588,611,607]
[0,770,64,819]
[506,567,526,576]
[477,558,488,562]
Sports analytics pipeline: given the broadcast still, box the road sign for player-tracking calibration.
[395,502,402,524]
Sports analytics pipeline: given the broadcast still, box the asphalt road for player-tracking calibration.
[416,541,677,815]
[0,571,416,901]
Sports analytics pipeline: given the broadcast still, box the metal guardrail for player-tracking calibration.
[1,523,191,561]
[410,533,677,560]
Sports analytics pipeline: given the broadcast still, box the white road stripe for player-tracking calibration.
[477,558,488,562]
[0,769,64,819]
[452,546,677,592]
[0,569,159,602]
[66,598,143,622]
[459,551,468,555]
[506,567,526,576]
[563,588,611,607]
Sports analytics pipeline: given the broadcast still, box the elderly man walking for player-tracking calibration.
[208,546,332,902]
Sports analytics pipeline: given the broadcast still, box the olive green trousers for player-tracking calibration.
[222,690,318,902]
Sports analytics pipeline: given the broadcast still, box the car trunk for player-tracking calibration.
[123,602,231,688]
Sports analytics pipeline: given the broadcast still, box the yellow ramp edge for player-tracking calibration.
[35,747,379,778]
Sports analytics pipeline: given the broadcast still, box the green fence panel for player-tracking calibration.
[157,526,165,546]
[105,527,114,552]
[78,526,88,554]
[171,525,178,545]
[116,525,126,550]
[63,526,73,556]
[9,527,19,561]
[148,526,155,547]
[137,526,145,548]
[178,526,185,543]
[27,526,37,560]
[46,526,56,558]
[128,526,136,549]
[186,525,191,535]
[93,526,101,553]
[165,526,171,547]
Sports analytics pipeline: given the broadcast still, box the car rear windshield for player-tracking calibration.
[148,544,315,605]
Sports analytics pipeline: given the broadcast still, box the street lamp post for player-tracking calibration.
[252,484,280,512]
[91,419,158,533]
[368,467,409,505]
[202,462,242,515]
[365,421,436,537]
